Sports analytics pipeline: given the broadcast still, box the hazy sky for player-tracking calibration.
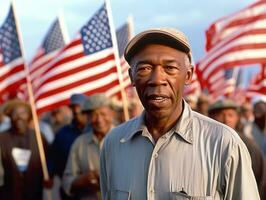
[0,0,254,62]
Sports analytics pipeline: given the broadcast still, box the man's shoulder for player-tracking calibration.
[105,117,140,143]
[192,111,243,145]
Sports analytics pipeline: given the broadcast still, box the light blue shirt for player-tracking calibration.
[100,101,260,200]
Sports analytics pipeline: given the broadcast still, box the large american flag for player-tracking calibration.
[115,20,134,98]
[197,0,266,92]
[0,5,26,102]
[34,4,121,114]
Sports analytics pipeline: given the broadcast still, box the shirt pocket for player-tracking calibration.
[108,189,131,200]
[171,192,213,200]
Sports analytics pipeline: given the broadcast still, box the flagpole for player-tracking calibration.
[127,15,134,39]
[11,0,50,182]
[58,9,70,44]
[105,0,129,121]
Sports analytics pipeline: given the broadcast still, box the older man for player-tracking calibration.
[100,28,260,200]
[0,100,47,200]
[63,93,114,200]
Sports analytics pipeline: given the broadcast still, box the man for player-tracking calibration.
[63,93,114,200]
[50,93,88,199]
[208,98,266,199]
[0,100,46,200]
[240,102,254,139]
[196,94,209,116]
[252,100,266,155]
[100,28,260,199]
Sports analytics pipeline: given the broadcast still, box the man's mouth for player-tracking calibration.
[147,95,169,105]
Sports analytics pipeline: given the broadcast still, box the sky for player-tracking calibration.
[0,0,255,64]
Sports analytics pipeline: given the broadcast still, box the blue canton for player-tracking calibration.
[80,4,113,56]
[116,23,130,57]
[0,6,22,64]
[42,18,65,54]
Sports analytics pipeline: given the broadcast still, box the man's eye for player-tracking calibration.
[166,66,177,70]
[137,65,151,72]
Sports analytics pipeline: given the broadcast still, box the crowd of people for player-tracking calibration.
[0,27,265,200]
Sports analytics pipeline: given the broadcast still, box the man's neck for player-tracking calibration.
[145,111,183,142]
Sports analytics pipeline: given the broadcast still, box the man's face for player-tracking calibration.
[11,105,31,134]
[212,108,239,130]
[89,106,113,135]
[70,104,87,125]
[129,44,193,120]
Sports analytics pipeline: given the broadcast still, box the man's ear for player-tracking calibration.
[128,68,135,86]
[185,65,194,85]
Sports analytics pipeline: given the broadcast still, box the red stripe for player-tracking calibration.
[0,63,25,82]
[0,77,27,96]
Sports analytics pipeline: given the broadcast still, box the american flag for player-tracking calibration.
[246,65,266,98]
[196,0,266,92]
[115,20,134,98]
[18,18,67,101]
[29,18,66,90]
[208,68,236,101]
[34,4,122,114]
[0,5,26,102]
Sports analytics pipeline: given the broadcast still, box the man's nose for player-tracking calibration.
[148,66,166,86]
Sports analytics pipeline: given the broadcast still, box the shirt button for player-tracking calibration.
[150,189,155,193]
[153,153,158,158]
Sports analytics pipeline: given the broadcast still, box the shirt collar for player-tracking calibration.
[120,100,193,144]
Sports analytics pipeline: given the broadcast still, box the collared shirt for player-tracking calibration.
[62,131,102,200]
[100,101,260,200]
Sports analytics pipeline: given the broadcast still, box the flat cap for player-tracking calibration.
[70,93,87,106]
[124,28,192,63]
[208,99,238,114]
[82,93,111,112]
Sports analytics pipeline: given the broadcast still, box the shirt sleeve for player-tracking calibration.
[100,137,108,200]
[223,140,261,200]
[62,140,81,196]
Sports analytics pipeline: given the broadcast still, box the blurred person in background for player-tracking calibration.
[0,100,48,200]
[0,105,10,133]
[252,100,266,155]
[63,93,114,200]
[196,93,209,116]
[240,102,254,139]
[208,98,266,199]
[50,93,88,200]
